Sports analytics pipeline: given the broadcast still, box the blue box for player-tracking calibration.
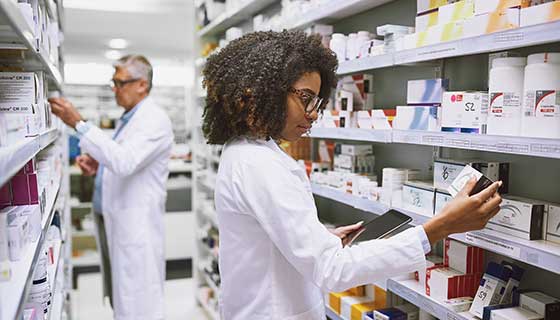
[407,78,449,105]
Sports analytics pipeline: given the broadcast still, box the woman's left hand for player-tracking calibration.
[329,221,364,247]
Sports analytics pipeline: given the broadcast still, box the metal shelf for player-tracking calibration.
[310,128,392,144]
[387,279,475,320]
[308,128,560,159]
[197,0,278,37]
[312,184,560,275]
[287,0,394,30]
[336,20,560,75]
[0,0,63,89]
[392,129,560,159]
[0,129,59,187]
[0,175,61,320]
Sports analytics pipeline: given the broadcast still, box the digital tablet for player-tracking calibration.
[343,209,413,247]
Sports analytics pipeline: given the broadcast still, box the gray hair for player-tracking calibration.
[114,54,153,92]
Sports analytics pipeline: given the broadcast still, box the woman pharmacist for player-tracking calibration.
[202,30,502,320]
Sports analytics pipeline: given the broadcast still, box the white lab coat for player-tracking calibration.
[79,97,173,320]
[215,137,429,320]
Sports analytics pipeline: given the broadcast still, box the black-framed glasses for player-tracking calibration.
[110,78,140,89]
[288,87,326,115]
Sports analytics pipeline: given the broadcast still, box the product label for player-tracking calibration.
[523,90,560,118]
[490,92,521,118]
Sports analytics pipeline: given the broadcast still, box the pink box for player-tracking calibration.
[10,174,39,206]
[0,183,11,208]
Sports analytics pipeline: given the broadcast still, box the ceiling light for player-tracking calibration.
[105,50,123,60]
[108,38,129,49]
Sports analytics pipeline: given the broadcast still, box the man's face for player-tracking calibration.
[111,67,148,109]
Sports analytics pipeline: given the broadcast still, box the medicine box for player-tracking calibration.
[514,291,560,319]
[7,214,29,261]
[491,307,544,320]
[520,1,560,27]
[443,297,473,313]
[474,0,529,16]
[441,91,489,134]
[407,79,449,105]
[426,267,480,300]
[546,204,560,244]
[373,308,407,320]
[499,261,525,304]
[395,303,420,320]
[464,8,520,38]
[352,302,379,320]
[415,10,439,33]
[438,0,475,25]
[488,196,546,240]
[448,165,483,197]
[394,106,440,131]
[417,0,451,14]
[402,181,436,217]
[336,143,373,156]
[444,239,484,274]
[435,189,452,215]
[434,158,509,192]
[341,296,374,320]
[357,110,374,129]
[372,109,396,130]
[470,262,513,318]
[329,291,353,314]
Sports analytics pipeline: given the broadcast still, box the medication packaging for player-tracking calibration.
[515,291,560,319]
[434,158,509,192]
[444,239,484,274]
[464,8,520,38]
[470,262,513,318]
[407,79,449,105]
[394,106,440,131]
[488,196,546,240]
[474,0,530,16]
[441,91,489,134]
[417,0,451,14]
[499,262,525,304]
[438,0,475,25]
[402,181,436,217]
[520,1,560,27]
[546,203,560,244]
[520,53,560,139]
[434,189,452,215]
[443,297,473,312]
[491,307,543,320]
[488,57,527,136]
[415,10,439,33]
[447,165,483,197]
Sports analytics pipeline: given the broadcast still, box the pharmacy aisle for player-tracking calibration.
[195,0,560,319]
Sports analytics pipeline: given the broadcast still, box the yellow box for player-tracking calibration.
[441,21,465,42]
[342,296,375,320]
[329,291,352,314]
[418,0,451,14]
[474,0,529,16]
[351,302,379,320]
[464,8,520,38]
[374,286,387,308]
[439,0,475,24]
[347,285,365,297]
[416,10,440,32]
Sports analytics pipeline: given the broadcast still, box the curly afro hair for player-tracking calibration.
[202,30,338,145]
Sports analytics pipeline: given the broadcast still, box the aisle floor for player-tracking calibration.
[72,273,208,320]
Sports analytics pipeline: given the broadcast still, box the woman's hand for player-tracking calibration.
[423,177,503,244]
[329,221,364,247]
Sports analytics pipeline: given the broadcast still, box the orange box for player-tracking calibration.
[374,286,387,308]
[351,302,378,320]
[347,285,365,297]
[329,291,352,314]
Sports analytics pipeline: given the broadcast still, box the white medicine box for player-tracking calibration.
[435,189,452,215]
[546,204,560,244]
[488,196,546,240]
[433,159,509,193]
[402,181,435,217]
[441,91,489,134]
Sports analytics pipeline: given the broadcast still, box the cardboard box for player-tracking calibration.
[464,8,520,38]
[329,291,353,314]
[441,91,489,134]
[520,1,560,27]
[515,291,560,319]
[402,181,436,217]
[444,239,484,274]
[474,0,530,16]
[470,262,513,318]
[341,296,375,320]
[336,143,373,156]
[372,109,396,129]
[488,196,546,240]
[394,106,440,131]
[395,303,420,320]
[438,0,475,24]
[0,72,41,137]
[407,79,449,105]
[499,261,525,304]
[357,110,374,129]
[434,158,509,192]
[416,10,439,33]
[441,20,465,42]
[443,297,473,312]
[417,0,451,14]
[373,308,407,320]
[352,302,379,320]
[546,203,560,244]
[491,307,544,320]
[435,189,452,215]
[426,267,480,300]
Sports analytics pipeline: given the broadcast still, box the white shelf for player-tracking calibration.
[0,129,59,187]
[287,0,394,30]
[307,128,560,159]
[196,293,219,320]
[336,20,560,75]
[312,183,560,275]
[325,306,343,320]
[392,129,560,159]
[72,252,100,268]
[169,161,193,173]
[0,0,63,89]
[197,0,278,37]
[0,175,61,320]
[310,128,392,144]
[387,279,475,320]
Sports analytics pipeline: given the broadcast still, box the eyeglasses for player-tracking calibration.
[288,87,326,115]
[110,78,140,89]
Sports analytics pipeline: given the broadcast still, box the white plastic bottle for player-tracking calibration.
[487,57,526,136]
[346,33,357,61]
[521,52,560,139]
[329,33,347,63]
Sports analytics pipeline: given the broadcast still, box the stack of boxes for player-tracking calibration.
[394,78,448,132]
[328,284,387,320]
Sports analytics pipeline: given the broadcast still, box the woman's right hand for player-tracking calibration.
[423,177,503,244]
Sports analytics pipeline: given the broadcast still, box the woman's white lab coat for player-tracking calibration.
[79,97,173,320]
[215,137,430,320]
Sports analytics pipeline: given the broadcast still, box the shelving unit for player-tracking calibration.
[325,306,343,320]
[0,0,69,318]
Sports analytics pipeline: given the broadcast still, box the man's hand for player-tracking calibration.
[329,221,364,247]
[423,177,502,244]
[76,154,99,176]
[48,97,83,128]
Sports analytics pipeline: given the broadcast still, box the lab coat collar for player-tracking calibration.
[262,138,304,173]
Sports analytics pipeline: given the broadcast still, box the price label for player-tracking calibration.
[465,232,521,258]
